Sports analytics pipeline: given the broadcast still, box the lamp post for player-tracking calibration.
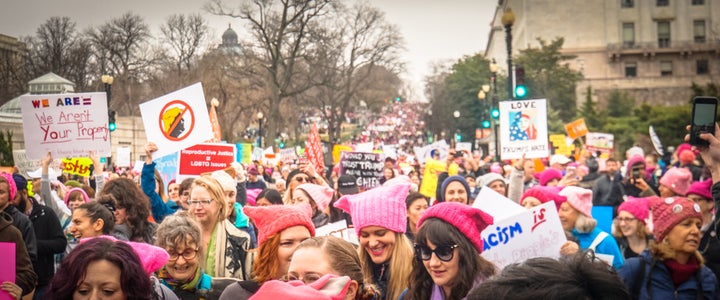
[257,112,264,148]
[101,75,114,171]
[502,8,515,101]
[453,110,460,147]
[489,59,501,161]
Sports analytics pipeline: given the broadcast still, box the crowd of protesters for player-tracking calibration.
[4,122,720,300]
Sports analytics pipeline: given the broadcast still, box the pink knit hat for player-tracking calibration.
[618,196,652,224]
[0,172,17,201]
[535,169,563,186]
[679,151,696,165]
[659,167,693,196]
[651,197,702,242]
[521,186,566,210]
[81,235,169,275]
[417,202,494,254]
[334,183,410,235]
[244,203,316,245]
[626,155,645,178]
[250,274,351,300]
[64,187,90,206]
[295,183,335,211]
[687,179,713,200]
[559,186,593,217]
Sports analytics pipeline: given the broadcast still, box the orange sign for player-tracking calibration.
[564,118,588,140]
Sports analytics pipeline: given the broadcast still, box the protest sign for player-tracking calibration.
[13,150,62,178]
[178,143,236,177]
[481,201,567,269]
[20,92,111,159]
[139,83,212,158]
[472,186,525,221]
[338,152,383,189]
[0,242,15,300]
[585,132,614,155]
[116,147,131,168]
[564,118,589,140]
[332,144,353,164]
[235,143,253,164]
[455,142,472,153]
[354,142,374,153]
[649,125,664,156]
[315,220,358,245]
[154,152,179,192]
[278,148,298,164]
[549,134,575,156]
[499,99,549,160]
[61,157,93,177]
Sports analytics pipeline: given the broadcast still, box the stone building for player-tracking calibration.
[484,0,720,108]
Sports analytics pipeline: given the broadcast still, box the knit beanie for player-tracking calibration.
[679,151,696,165]
[417,202,494,254]
[626,155,645,177]
[295,183,335,211]
[0,173,17,201]
[521,186,567,209]
[439,176,471,203]
[559,186,593,217]
[618,196,651,224]
[478,173,506,188]
[244,203,316,246]
[687,179,713,200]
[250,274,351,300]
[82,235,169,275]
[676,143,695,157]
[651,197,703,242]
[211,170,237,192]
[334,183,410,235]
[659,167,693,196]
[12,174,27,191]
[536,169,563,186]
[64,187,90,206]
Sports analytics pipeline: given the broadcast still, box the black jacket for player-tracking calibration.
[699,181,720,280]
[0,211,37,296]
[28,198,66,287]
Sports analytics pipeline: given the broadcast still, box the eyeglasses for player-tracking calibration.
[168,248,198,261]
[281,273,323,285]
[616,217,637,224]
[294,176,314,183]
[187,199,213,207]
[414,243,459,262]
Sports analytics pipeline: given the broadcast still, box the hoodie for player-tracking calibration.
[0,211,37,296]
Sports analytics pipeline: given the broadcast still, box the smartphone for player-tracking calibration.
[690,96,719,147]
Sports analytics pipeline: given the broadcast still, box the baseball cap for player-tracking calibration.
[549,154,571,166]
[337,174,359,195]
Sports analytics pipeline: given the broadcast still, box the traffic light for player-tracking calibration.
[108,111,117,132]
[455,132,462,142]
[482,120,491,128]
[395,96,402,102]
[514,66,527,99]
[490,107,500,119]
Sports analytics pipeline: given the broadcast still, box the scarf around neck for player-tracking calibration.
[664,255,701,287]
[158,266,202,292]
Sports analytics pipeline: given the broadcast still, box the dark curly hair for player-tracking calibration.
[97,178,154,243]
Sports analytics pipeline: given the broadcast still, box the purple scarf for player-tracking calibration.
[429,276,486,300]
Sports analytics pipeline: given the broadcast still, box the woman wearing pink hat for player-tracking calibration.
[686,179,714,230]
[334,184,414,300]
[558,186,624,269]
[658,167,693,197]
[402,202,496,299]
[292,183,334,228]
[618,197,717,299]
[612,197,652,259]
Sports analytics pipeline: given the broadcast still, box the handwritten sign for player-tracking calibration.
[139,83,212,158]
[548,134,575,156]
[481,202,567,269]
[61,157,93,177]
[338,152,383,189]
[472,186,525,221]
[13,150,63,178]
[315,219,359,245]
[178,143,236,177]
[20,92,111,159]
[499,99,549,160]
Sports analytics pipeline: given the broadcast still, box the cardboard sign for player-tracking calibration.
[565,118,588,140]
[61,157,93,177]
[116,147,131,168]
[178,143,236,177]
[139,83,213,158]
[20,92,111,159]
[338,152,383,189]
[481,202,567,269]
[499,99,549,160]
[472,186,525,221]
[585,132,614,155]
[0,242,15,300]
[314,219,358,245]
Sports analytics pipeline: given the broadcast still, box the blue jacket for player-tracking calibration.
[618,250,718,300]
[142,162,177,223]
[573,227,625,269]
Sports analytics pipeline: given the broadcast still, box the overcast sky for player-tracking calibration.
[0,0,496,101]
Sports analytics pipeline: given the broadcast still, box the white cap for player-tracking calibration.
[549,154,571,166]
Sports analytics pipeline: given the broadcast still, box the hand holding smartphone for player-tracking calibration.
[690,96,719,147]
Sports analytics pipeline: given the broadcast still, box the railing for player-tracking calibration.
[608,39,719,52]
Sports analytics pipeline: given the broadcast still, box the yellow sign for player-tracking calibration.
[548,134,575,156]
[61,157,93,177]
[332,145,353,164]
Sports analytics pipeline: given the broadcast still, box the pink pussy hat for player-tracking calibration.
[559,186,593,218]
[417,202,493,254]
[244,203,315,246]
[618,196,652,224]
[659,167,693,196]
[334,183,410,235]
[295,183,335,211]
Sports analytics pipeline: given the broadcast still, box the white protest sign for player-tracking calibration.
[499,99,549,160]
[13,149,63,178]
[116,147,131,168]
[20,92,111,159]
[472,186,525,221]
[314,219,358,245]
[481,201,567,269]
[139,83,213,158]
[354,142,374,153]
[455,142,472,152]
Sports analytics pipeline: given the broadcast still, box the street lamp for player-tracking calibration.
[257,112,264,148]
[453,110,460,144]
[502,7,515,100]
[489,59,501,161]
[101,75,114,170]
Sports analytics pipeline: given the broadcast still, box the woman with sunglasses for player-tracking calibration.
[402,202,496,300]
[334,183,414,300]
[156,211,239,298]
[187,177,251,280]
[283,163,327,204]
[613,197,651,259]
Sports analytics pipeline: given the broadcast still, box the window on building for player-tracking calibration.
[657,0,669,6]
[623,23,635,47]
[625,62,638,77]
[657,21,671,48]
[697,60,709,75]
[660,61,673,76]
[621,0,634,8]
[694,20,706,43]
[692,0,704,5]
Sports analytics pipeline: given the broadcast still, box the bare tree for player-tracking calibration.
[160,14,209,82]
[0,38,28,104]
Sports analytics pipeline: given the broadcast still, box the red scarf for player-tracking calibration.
[664,255,700,287]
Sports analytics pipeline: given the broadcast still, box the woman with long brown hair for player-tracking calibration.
[97,178,157,243]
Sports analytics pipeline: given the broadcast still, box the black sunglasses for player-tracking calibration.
[414,243,459,262]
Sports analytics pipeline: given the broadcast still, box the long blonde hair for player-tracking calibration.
[358,232,413,300]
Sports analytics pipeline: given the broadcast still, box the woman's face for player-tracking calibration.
[255,198,272,207]
[444,181,468,204]
[688,194,714,215]
[164,240,199,283]
[384,168,394,179]
[223,189,237,218]
[558,202,579,231]
[422,240,460,292]
[359,226,396,265]
[407,199,428,230]
[658,184,675,198]
[616,211,639,237]
[189,186,221,225]
[488,180,506,196]
[276,226,312,278]
[522,197,542,209]
[666,217,702,255]
[68,194,85,211]
[292,190,317,211]
[73,259,125,300]
[168,183,180,201]
[289,174,312,192]
[114,207,127,225]
[287,247,334,283]
[69,209,103,239]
